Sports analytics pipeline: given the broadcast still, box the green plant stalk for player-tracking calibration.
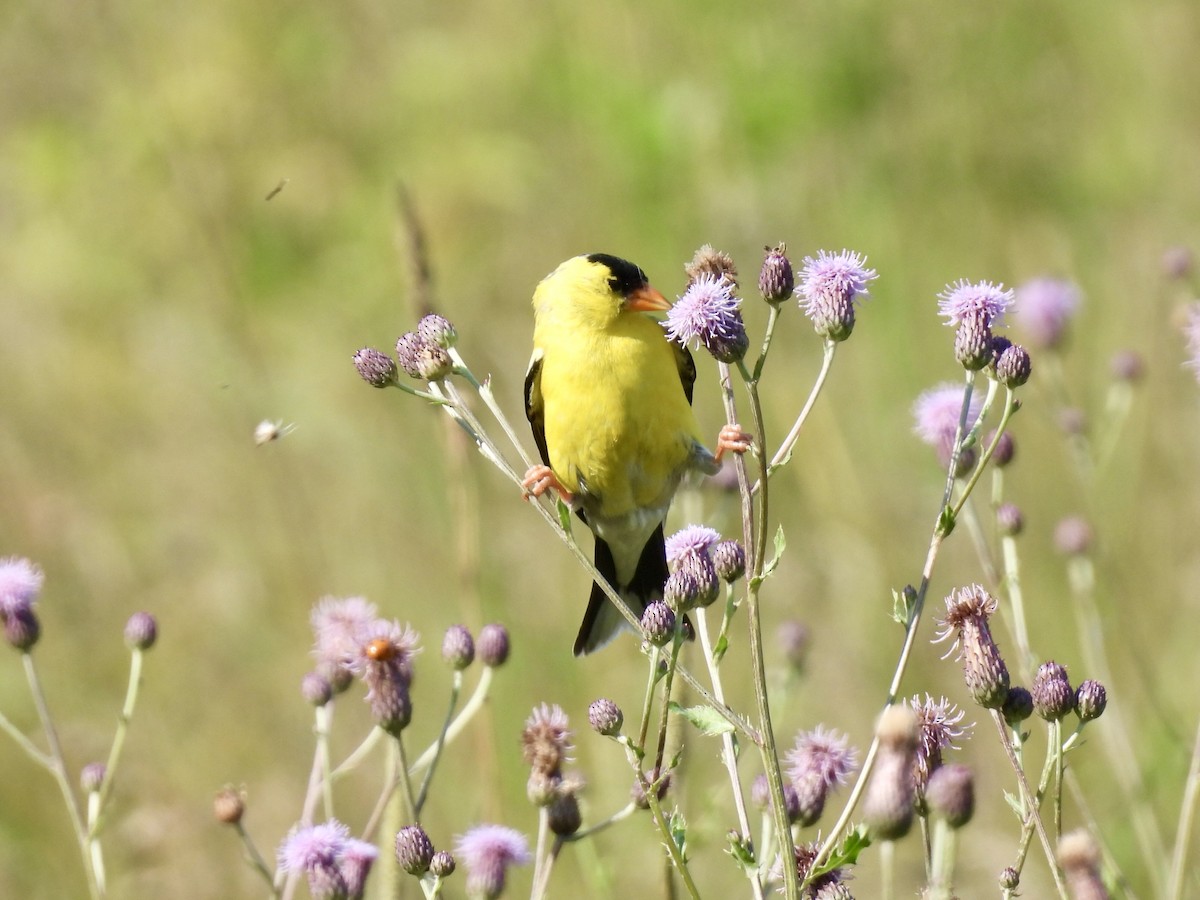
[92,647,145,834]
[531,806,552,900]
[726,359,798,900]
[1067,555,1168,895]
[760,339,837,486]
[413,670,463,815]
[814,376,980,874]
[366,739,409,900]
[0,706,53,766]
[640,773,701,900]
[297,705,336,834]
[233,821,278,896]
[636,646,663,758]
[652,628,686,776]
[1168,714,1200,900]
[1051,719,1064,843]
[990,710,1068,898]
[928,818,956,900]
[409,666,494,777]
[880,838,894,900]
[22,653,99,899]
[565,802,638,842]
[695,607,763,900]
[949,388,1016,520]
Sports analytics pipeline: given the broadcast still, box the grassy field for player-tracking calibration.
[3,0,1200,896]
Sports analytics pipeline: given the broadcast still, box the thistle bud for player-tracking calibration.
[418,313,457,349]
[996,503,1024,537]
[925,763,975,829]
[301,672,333,707]
[1032,661,1074,722]
[1002,686,1034,726]
[396,824,435,876]
[353,348,399,388]
[80,762,106,794]
[214,786,245,825]
[996,344,1033,387]
[955,311,994,371]
[640,601,676,646]
[861,706,918,840]
[758,244,795,304]
[477,623,510,667]
[1075,679,1107,722]
[711,540,746,582]
[124,612,158,650]
[430,850,456,878]
[588,698,623,737]
[441,625,475,670]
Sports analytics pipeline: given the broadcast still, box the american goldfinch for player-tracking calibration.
[522,253,750,655]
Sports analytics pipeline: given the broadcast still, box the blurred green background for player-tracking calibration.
[2,0,1199,896]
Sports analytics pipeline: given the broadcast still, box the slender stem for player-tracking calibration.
[641,773,701,900]
[531,806,551,900]
[636,647,662,757]
[0,707,54,767]
[949,390,1016,520]
[22,653,98,898]
[1168,715,1200,900]
[234,822,279,894]
[1051,719,1064,843]
[990,711,1068,898]
[751,304,782,382]
[564,803,638,842]
[92,648,144,831]
[414,671,463,815]
[530,832,564,900]
[408,667,494,777]
[652,632,685,775]
[299,705,334,828]
[759,339,837,486]
[696,608,763,900]
[880,839,894,900]
[329,723,384,781]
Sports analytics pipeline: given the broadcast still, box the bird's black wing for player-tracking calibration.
[673,341,697,406]
[523,348,550,468]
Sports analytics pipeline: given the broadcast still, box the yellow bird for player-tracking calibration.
[522,253,748,655]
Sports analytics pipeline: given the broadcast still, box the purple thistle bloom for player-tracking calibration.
[784,725,858,790]
[312,596,379,674]
[0,556,43,617]
[663,275,748,363]
[912,383,984,450]
[454,824,531,900]
[1184,304,1200,383]
[938,279,1014,327]
[340,839,378,900]
[1014,278,1081,350]
[279,821,352,900]
[796,249,878,341]
[664,525,721,564]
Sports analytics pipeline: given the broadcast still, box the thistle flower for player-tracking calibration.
[340,839,378,899]
[1058,830,1111,900]
[1110,349,1145,383]
[912,382,984,471]
[0,556,43,616]
[954,310,994,370]
[478,623,510,667]
[1075,679,1108,722]
[279,821,351,900]
[909,695,970,807]
[1054,516,1093,556]
[925,763,975,829]
[396,824,435,875]
[711,540,746,582]
[796,249,878,341]
[1032,661,1074,721]
[640,601,675,646]
[663,275,748,363]
[1015,278,1081,350]
[521,703,573,776]
[454,825,531,900]
[785,726,858,826]
[417,313,458,349]
[353,348,399,388]
[1002,686,1034,727]
[996,503,1023,537]
[588,698,623,736]
[312,596,379,688]
[124,611,158,650]
[861,705,918,840]
[995,343,1033,387]
[350,620,421,735]
[442,624,475,670]
[213,786,245,825]
[302,672,334,707]
[80,762,106,794]
[685,244,738,287]
[665,525,721,563]
[758,244,795,304]
[938,279,1014,327]
[934,586,1010,709]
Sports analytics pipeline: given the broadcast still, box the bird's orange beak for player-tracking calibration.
[625,284,671,313]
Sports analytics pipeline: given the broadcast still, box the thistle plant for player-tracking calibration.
[0,557,157,899]
[344,238,1200,900]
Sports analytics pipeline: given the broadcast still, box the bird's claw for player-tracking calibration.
[522,465,575,504]
[714,424,754,462]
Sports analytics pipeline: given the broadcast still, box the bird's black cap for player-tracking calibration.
[587,253,650,297]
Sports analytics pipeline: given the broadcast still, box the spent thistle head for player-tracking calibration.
[934,586,1010,709]
[521,703,573,776]
[685,244,738,288]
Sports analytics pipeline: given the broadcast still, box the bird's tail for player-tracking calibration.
[574,525,671,656]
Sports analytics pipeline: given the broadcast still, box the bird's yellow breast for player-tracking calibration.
[536,312,701,521]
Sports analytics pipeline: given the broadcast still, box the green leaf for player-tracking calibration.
[713,633,729,661]
[668,808,689,860]
[726,830,756,869]
[556,499,573,534]
[761,525,786,579]
[1003,789,1025,819]
[891,585,918,627]
[937,504,957,537]
[810,826,871,878]
[668,701,736,736]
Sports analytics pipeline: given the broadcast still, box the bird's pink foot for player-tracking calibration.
[714,424,754,462]
[521,465,575,504]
